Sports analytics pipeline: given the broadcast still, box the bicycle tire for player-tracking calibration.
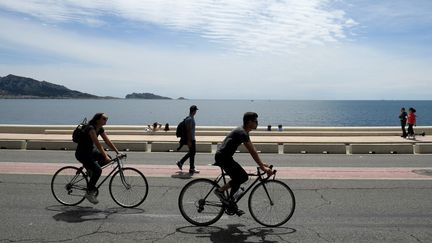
[109,167,148,208]
[51,166,88,206]
[248,180,295,227]
[178,178,225,226]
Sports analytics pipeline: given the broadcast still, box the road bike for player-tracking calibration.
[178,165,295,227]
[51,153,148,208]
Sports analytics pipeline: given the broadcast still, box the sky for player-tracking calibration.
[0,0,431,100]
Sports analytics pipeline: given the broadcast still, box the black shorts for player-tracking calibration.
[214,152,248,186]
[75,148,106,166]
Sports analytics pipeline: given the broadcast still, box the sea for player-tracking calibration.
[0,99,431,127]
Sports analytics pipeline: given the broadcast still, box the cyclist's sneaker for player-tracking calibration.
[189,169,200,174]
[85,190,99,204]
[176,161,183,171]
[235,209,245,216]
[214,189,229,205]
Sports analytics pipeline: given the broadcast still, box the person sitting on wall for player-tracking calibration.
[148,122,162,132]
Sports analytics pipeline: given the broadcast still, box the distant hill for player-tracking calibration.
[0,74,100,99]
[125,92,172,99]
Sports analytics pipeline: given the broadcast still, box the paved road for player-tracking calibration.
[1,150,432,242]
[2,150,432,167]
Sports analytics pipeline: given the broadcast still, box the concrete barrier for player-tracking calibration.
[284,144,347,154]
[234,143,279,153]
[27,140,77,150]
[0,140,27,149]
[414,144,432,154]
[104,141,147,152]
[351,144,414,154]
[1,124,429,137]
[26,140,147,152]
[150,142,212,153]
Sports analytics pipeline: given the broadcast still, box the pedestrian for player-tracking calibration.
[164,123,170,132]
[399,107,407,138]
[407,107,417,139]
[176,105,200,174]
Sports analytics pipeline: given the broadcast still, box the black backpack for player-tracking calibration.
[72,118,88,143]
[176,117,188,150]
[176,118,187,138]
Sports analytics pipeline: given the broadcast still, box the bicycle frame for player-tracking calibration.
[213,166,275,204]
[76,154,129,191]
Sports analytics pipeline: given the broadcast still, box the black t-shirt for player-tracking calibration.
[399,111,407,121]
[76,125,104,153]
[217,126,250,157]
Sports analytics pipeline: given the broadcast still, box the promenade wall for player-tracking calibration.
[0,125,431,154]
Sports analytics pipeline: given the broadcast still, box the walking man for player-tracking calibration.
[176,105,200,174]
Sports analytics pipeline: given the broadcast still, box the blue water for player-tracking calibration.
[0,99,431,126]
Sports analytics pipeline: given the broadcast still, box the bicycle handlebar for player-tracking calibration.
[111,153,127,162]
[257,165,277,180]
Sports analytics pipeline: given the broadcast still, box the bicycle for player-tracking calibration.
[51,153,148,208]
[178,165,295,227]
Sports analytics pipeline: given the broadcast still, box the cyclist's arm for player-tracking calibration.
[244,141,271,174]
[101,132,120,154]
[89,129,111,161]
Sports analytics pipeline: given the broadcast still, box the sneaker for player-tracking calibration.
[176,161,183,171]
[235,209,245,216]
[189,169,200,174]
[214,189,229,205]
[85,191,99,204]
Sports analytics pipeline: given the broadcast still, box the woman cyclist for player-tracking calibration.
[75,113,120,204]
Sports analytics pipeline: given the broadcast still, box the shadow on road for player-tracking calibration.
[171,171,192,179]
[177,224,296,243]
[46,205,145,223]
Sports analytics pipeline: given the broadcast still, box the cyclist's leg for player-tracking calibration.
[216,158,248,216]
[77,150,103,192]
[224,160,248,199]
[88,150,104,189]
[215,155,248,199]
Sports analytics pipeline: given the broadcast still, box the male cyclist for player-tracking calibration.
[213,112,273,215]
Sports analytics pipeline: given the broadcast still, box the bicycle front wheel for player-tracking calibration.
[109,167,148,208]
[51,166,88,206]
[178,178,225,226]
[248,180,295,227]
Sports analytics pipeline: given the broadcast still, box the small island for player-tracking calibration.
[125,93,172,99]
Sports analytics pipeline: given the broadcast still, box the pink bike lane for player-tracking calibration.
[1,162,431,180]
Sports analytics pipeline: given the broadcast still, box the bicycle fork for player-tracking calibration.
[119,170,131,190]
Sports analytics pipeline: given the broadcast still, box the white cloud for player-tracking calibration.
[0,1,431,99]
[0,0,356,54]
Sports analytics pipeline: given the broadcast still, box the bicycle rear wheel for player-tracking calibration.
[248,180,295,227]
[51,166,88,206]
[109,167,148,208]
[178,178,225,226]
